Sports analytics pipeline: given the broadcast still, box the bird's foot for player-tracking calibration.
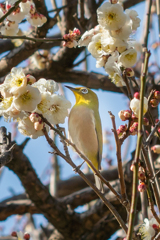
[73,161,85,173]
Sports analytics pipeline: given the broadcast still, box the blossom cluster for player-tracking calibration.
[139,218,159,240]
[64,0,140,87]
[0,0,47,36]
[0,67,71,139]
[117,92,149,137]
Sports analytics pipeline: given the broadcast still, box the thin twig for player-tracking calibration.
[145,120,160,144]
[40,115,123,203]
[127,50,151,240]
[72,53,90,67]
[109,111,130,212]
[156,0,160,39]
[43,127,128,233]
[0,35,65,43]
[143,0,153,48]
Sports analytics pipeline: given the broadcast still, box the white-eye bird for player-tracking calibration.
[66,86,104,192]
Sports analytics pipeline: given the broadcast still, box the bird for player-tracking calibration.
[66,86,104,193]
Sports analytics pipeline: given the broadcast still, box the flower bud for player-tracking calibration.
[143,118,149,126]
[125,68,134,77]
[131,114,138,122]
[150,99,159,108]
[138,182,146,192]
[119,124,127,132]
[111,0,118,3]
[29,113,41,123]
[154,91,160,100]
[151,145,160,154]
[26,74,36,85]
[11,231,17,237]
[152,224,159,230]
[24,232,30,240]
[118,110,126,121]
[138,171,145,181]
[155,119,159,124]
[129,122,138,135]
[130,164,134,171]
[124,110,132,119]
[34,121,44,131]
[145,130,149,137]
[134,92,140,99]
[73,28,81,36]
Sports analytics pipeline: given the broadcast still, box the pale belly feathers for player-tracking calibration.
[68,105,99,162]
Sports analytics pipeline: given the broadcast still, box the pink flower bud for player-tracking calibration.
[131,114,138,121]
[155,119,159,124]
[151,145,160,154]
[134,92,140,99]
[118,110,126,121]
[11,231,17,237]
[125,68,134,77]
[34,121,44,131]
[73,28,81,35]
[24,232,30,240]
[111,0,118,3]
[138,182,146,192]
[138,171,145,181]
[154,91,160,100]
[143,118,149,126]
[29,113,41,123]
[152,224,159,229]
[26,74,36,85]
[130,164,134,171]
[124,110,132,119]
[150,99,159,108]
[119,125,127,132]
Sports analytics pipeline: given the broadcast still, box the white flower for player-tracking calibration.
[139,218,158,240]
[27,12,47,27]
[13,85,41,112]
[0,96,14,116]
[151,145,160,154]
[97,2,127,31]
[101,30,116,53]
[109,20,132,40]
[119,48,137,67]
[125,9,140,31]
[33,78,59,94]
[17,231,24,240]
[0,83,12,98]
[4,67,27,97]
[88,33,103,58]
[36,92,71,125]
[96,54,109,68]
[18,117,48,139]
[78,25,101,47]
[130,97,148,117]
[0,20,19,36]
[19,0,35,15]
[7,9,26,23]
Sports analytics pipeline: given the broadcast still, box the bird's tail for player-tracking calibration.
[94,173,104,193]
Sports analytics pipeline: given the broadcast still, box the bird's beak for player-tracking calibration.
[65,86,78,92]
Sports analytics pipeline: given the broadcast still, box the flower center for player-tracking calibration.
[95,41,102,51]
[125,54,133,61]
[2,97,13,109]
[50,105,59,112]
[20,91,31,103]
[106,12,116,24]
[12,77,24,87]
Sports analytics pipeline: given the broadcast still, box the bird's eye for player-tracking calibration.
[81,88,88,94]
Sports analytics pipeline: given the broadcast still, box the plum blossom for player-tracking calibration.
[97,2,127,30]
[78,25,101,47]
[36,92,71,125]
[139,218,158,240]
[33,78,59,94]
[0,20,19,36]
[4,67,27,97]
[130,97,148,117]
[88,33,103,58]
[13,85,41,112]
[18,117,48,139]
[26,12,47,27]
[125,9,140,31]
[119,48,137,67]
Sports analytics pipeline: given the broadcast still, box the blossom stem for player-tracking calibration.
[0,0,23,23]
[109,111,130,213]
[0,35,65,42]
[127,50,151,240]
[143,0,152,48]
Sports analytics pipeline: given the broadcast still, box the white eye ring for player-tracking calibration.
[81,88,88,94]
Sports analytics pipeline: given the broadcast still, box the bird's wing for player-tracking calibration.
[95,112,103,170]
